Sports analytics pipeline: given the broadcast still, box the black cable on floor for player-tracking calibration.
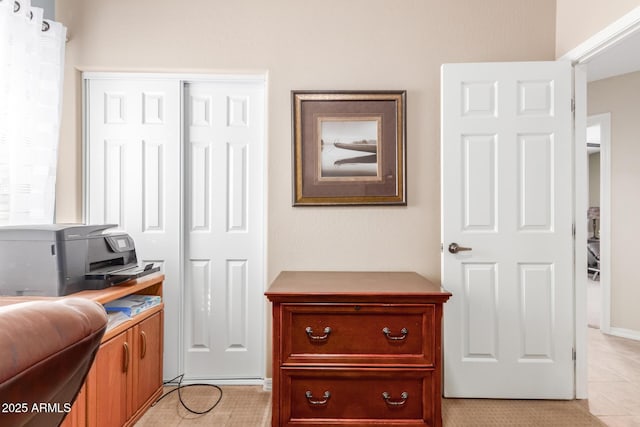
[152,374,223,415]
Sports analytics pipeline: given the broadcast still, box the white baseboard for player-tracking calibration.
[169,378,266,386]
[165,377,274,390]
[607,327,640,341]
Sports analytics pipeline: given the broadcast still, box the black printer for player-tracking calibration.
[0,224,159,296]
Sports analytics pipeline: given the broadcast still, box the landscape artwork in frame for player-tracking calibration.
[292,90,406,206]
[319,117,381,181]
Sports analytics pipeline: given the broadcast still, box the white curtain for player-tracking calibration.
[0,0,66,225]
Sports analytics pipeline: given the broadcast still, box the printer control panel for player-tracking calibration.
[105,235,134,253]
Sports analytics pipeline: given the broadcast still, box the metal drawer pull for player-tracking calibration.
[305,326,331,341]
[382,327,408,341]
[382,391,409,406]
[123,342,130,373]
[305,390,331,405]
[140,330,147,359]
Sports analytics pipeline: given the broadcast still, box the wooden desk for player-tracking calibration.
[62,273,164,427]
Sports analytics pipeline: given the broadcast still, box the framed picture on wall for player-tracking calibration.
[292,90,406,206]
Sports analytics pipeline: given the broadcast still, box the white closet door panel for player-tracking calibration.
[227,141,249,233]
[103,139,126,226]
[184,81,264,379]
[86,78,181,380]
[142,139,164,232]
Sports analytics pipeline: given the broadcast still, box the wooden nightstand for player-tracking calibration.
[266,271,451,427]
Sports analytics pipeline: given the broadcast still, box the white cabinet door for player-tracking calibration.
[183,81,265,379]
[441,61,574,398]
[86,78,182,379]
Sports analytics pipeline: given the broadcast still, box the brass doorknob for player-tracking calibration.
[448,243,472,254]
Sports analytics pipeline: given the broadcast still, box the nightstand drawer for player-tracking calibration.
[281,304,436,366]
[281,367,434,426]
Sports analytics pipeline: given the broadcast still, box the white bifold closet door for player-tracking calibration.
[183,82,264,379]
[85,75,265,381]
[86,78,182,380]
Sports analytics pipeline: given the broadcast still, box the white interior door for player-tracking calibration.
[85,77,182,379]
[183,81,265,380]
[441,61,575,398]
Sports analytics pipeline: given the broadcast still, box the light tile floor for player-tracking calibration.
[588,327,640,426]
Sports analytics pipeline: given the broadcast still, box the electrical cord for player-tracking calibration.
[152,374,223,415]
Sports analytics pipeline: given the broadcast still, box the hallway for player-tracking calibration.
[588,328,640,426]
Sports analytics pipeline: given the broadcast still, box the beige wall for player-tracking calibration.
[55,0,557,285]
[556,0,640,57]
[589,71,640,332]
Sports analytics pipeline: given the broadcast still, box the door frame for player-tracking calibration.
[82,71,269,384]
[561,6,640,399]
[587,113,611,335]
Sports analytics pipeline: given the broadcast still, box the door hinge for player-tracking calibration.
[440,243,444,253]
[571,98,575,113]
[572,223,576,237]
[572,348,576,361]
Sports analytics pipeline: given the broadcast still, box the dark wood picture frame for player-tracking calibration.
[292,90,406,206]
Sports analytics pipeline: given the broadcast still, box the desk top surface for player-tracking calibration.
[265,271,451,303]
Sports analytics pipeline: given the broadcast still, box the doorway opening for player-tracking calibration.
[585,114,610,333]
[562,6,640,399]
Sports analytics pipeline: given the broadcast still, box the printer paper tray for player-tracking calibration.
[85,264,160,286]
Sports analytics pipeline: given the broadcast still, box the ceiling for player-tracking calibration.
[585,27,640,82]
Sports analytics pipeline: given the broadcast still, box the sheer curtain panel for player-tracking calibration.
[0,0,66,225]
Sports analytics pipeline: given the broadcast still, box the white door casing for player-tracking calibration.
[574,64,588,399]
[85,78,182,379]
[441,61,575,398]
[183,81,265,379]
[587,113,611,336]
[561,8,640,398]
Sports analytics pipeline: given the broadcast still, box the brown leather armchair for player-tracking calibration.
[0,298,107,427]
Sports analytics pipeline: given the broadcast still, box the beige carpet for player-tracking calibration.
[443,398,605,426]
[136,386,605,426]
[135,385,271,426]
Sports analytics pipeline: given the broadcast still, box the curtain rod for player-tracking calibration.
[3,0,52,32]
